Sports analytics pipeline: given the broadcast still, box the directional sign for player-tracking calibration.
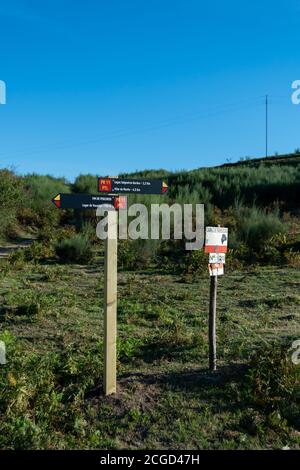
[204,227,228,253]
[209,253,226,264]
[98,177,168,195]
[52,194,127,210]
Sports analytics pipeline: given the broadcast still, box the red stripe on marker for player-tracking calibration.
[204,245,227,253]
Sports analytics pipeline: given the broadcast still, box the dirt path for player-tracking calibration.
[0,239,34,259]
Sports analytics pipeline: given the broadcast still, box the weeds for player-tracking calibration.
[243,342,300,431]
[0,334,104,449]
[55,235,94,264]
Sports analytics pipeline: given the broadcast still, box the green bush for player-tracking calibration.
[244,342,300,429]
[118,239,161,270]
[169,156,300,210]
[25,242,55,262]
[54,234,93,263]
[238,208,286,253]
[23,174,69,211]
[0,170,25,239]
[0,333,103,449]
[8,242,54,265]
[37,224,76,243]
[118,240,136,270]
[182,249,207,274]
[72,174,98,193]
[23,174,69,229]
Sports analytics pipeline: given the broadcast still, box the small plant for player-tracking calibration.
[117,337,144,362]
[118,240,137,270]
[284,249,300,267]
[243,342,300,430]
[26,241,55,262]
[7,248,26,265]
[238,208,286,254]
[0,335,104,449]
[118,239,161,270]
[182,249,207,275]
[54,235,93,264]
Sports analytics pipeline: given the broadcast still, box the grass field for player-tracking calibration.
[0,253,299,450]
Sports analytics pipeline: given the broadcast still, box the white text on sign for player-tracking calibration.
[209,253,226,264]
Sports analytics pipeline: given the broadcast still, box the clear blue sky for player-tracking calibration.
[0,0,299,180]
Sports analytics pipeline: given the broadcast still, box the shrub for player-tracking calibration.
[72,174,98,193]
[237,208,286,254]
[118,239,161,270]
[8,241,55,264]
[81,222,98,243]
[284,249,300,267]
[25,241,55,262]
[23,174,69,211]
[244,342,300,429]
[0,170,25,239]
[0,334,103,449]
[23,174,69,229]
[54,235,93,263]
[37,225,76,243]
[118,240,136,270]
[17,207,41,229]
[182,249,207,274]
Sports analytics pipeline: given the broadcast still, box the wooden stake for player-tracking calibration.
[104,210,118,395]
[209,274,217,371]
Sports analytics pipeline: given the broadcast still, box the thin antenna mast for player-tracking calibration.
[265,94,268,157]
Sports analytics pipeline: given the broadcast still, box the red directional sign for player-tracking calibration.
[98,177,168,195]
[99,178,112,193]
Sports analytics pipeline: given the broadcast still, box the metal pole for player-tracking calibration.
[265,94,268,158]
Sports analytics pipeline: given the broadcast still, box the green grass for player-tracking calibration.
[0,258,299,449]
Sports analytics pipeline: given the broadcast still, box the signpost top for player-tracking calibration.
[98,177,168,195]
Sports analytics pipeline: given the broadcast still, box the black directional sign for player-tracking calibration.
[98,177,168,195]
[52,193,125,210]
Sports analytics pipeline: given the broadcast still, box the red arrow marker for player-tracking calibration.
[52,194,61,208]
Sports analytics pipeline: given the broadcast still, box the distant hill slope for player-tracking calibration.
[121,153,300,211]
[218,152,300,169]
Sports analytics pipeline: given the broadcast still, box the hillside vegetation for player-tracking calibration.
[1,152,300,268]
[0,152,299,450]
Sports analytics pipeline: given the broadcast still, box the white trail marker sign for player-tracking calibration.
[205,226,228,371]
[204,226,228,253]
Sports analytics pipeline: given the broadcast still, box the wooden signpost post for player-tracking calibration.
[208,275,218,371]
[204,226,228,371]
[98,177,168,394]
[52,177,168,395]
